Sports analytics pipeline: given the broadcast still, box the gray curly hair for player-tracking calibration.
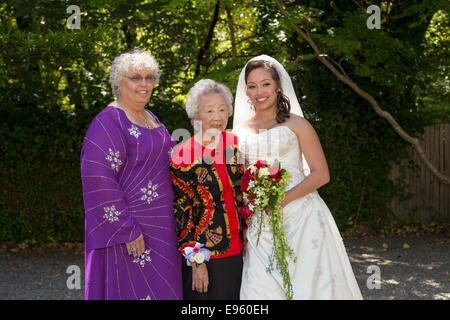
[185,79,233,123]
[109,48,160,97]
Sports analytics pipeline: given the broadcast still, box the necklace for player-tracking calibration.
[114,103,155,129]
[128,111,152,129]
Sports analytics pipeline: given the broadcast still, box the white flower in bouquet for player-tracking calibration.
[258,168,269,177]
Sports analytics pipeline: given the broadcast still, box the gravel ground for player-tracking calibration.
[0,233,448,300]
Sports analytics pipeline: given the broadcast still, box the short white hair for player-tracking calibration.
[185,79,233,121]
[109,48,160,97]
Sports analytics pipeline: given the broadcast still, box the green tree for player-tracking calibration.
[0,0,447,244]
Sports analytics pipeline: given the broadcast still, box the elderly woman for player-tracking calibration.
[170,79,246,300]
[81,48,182,300]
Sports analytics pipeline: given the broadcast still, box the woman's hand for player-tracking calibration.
[191,263,209,293]
[280,198,289,209]
[126,234,145,257]
[279,190,294,208]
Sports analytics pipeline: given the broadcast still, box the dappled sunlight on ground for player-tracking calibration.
[344,233,450,300]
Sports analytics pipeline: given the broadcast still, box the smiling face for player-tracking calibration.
[245,67,280,112]
[118,69,155,109]
[197,93,229,138]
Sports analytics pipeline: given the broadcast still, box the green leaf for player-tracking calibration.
[273,158,280,169]
[268,193,278,208]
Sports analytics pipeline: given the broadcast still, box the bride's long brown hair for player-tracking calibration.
[244,60,291,123]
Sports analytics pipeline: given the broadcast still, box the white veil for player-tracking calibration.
[232,54,304,129]
[232,54,310,175]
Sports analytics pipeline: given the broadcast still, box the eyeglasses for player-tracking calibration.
[126,75,156,84]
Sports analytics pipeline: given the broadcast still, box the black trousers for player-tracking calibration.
[182,251,243,300]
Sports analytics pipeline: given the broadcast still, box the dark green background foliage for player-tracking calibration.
[0,0,448,244]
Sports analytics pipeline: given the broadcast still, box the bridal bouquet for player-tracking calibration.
[237,159,296,299]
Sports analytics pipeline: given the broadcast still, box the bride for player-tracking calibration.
[233,55,363,300]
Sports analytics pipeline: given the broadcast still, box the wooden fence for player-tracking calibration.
[388,124,450,223]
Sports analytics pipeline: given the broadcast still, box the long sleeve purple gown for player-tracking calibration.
[81,106,182,300]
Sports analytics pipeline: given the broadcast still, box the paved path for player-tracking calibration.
[346,233,449,299]
[0,233,448,300]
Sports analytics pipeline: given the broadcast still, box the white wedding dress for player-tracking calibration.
[234,125,363,300]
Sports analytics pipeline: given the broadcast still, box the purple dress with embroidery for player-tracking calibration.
[81,106,182,300]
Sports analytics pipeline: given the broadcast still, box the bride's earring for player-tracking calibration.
[247,98,255,111]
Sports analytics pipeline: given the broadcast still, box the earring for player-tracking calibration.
[247,98,255,111]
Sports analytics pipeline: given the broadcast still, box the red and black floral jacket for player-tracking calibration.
[170,131,246,259]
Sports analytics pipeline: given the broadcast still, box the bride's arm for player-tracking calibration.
[280,117,330,208]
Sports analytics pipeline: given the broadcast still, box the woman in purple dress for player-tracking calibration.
[81,49,182,300]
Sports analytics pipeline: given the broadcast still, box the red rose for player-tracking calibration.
[239,205,253,220]
[241,178,249,193]
[241,169,254,193]
[255,160,268,168]
[268,165,280,179]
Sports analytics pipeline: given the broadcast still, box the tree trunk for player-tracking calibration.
[226,6,237,58]
[194,0,220,78]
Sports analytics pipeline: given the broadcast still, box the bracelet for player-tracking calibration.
[182,242,211,267]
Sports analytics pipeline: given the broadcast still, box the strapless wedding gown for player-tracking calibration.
[233,125,363,300]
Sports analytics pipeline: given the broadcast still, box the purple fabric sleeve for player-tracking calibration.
[81,112,142,252]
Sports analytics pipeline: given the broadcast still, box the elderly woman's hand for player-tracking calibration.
[126,234,145,257]
[192,263,209,293]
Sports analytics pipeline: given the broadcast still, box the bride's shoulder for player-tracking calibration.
[286,114,311,128]
[285,114,316,136]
